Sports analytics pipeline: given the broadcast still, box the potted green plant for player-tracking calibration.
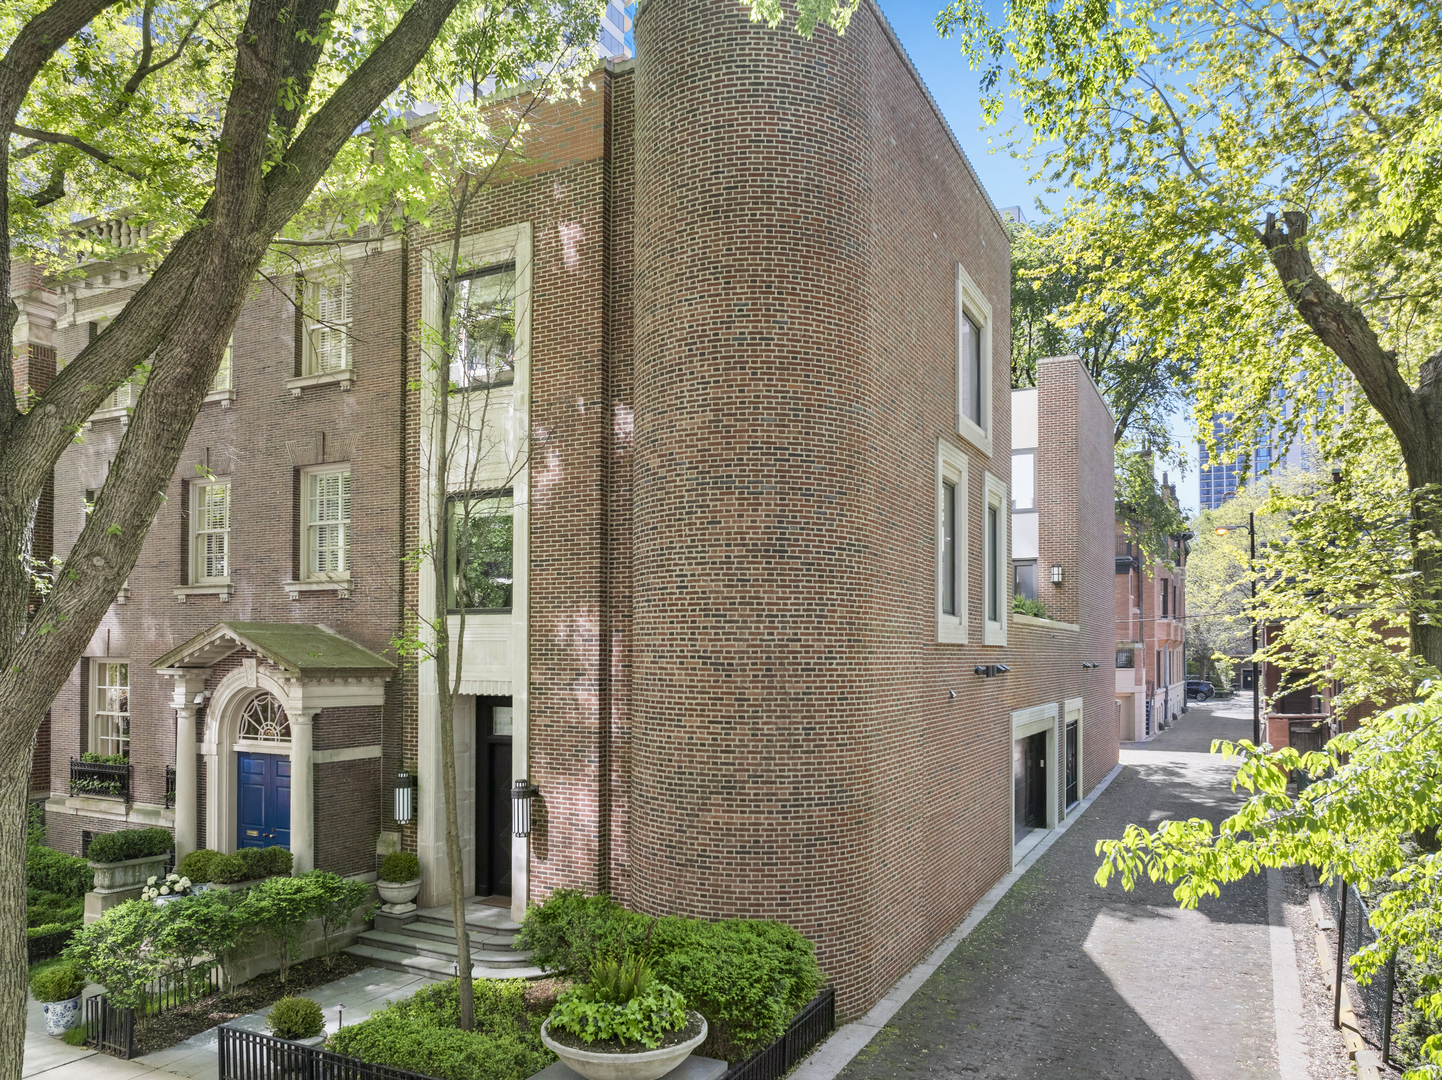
[376,851,420,914]
[541,953,706,1080]
[267,995,326,1047]
[31,963,87,1037]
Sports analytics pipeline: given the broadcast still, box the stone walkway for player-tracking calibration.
[830,702,1298,1080]
[23,966,438,1079]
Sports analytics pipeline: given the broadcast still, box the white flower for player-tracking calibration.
[159,886,170,895]
[147,876,157,886]
[178,878,191,889]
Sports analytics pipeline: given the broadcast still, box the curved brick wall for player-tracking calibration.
[630,0,878,1002]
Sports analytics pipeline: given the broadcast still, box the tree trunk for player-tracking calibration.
[1259,212,1442,678]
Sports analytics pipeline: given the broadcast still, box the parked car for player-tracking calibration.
[1186,679,1214,701]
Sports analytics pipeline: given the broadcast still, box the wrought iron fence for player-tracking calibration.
[164,764,177,809]
[1322,877,1399,1066]
[26,925,75,964]
[719,987,836,1080]
[69,757,130,801]
[85,995,135,1059]
[218,1026,442,1079]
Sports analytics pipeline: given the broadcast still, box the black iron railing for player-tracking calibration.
[164,764,176,808]
[719,987,835,1080]
[69,758,130,801]
[218,1026,441,1080]
[27,925,75,964]
[85,995,135,1059]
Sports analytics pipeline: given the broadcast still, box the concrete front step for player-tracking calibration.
[414,902,522,935]
[357,929,536,966]
[345,942,547,981]
[378,916,519,951]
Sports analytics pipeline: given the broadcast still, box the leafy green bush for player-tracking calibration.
[329,978,552,1080]
[27,845,93,898]
[86,827,172,864]
[548,953,688,1050]
[1012,595,1050,619]
[311,871,376,955]
[30,962,86,1002]
[518,892,823,1061]
[61,1025,88,1047]
[256,846,294,877]
[268,996,325,1039]
[379,851,419,883]
[207,853,250,884]
[65,901,165,1009]
[28,888,83,928]
[242,873,330,981]
[176,849,224,883]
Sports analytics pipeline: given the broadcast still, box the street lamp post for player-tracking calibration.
[1215,512,1260,746]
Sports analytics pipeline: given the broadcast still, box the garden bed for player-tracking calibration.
[128,952,371,1056]
[545,1011,705,1055]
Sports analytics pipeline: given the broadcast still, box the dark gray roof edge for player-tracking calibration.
[631,0,1010,239]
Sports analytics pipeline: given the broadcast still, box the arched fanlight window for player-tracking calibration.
[240,693,291,743]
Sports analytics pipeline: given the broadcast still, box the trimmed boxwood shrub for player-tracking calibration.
[205,846,292,884]
[328,979,551,1080]
[176,848,224,883]
[379,851,419,884]
[518,890,823,1062]
[30,962,86,1003]
[86,827,172,864]
[27,845,93,898]
[268,996,325,1039]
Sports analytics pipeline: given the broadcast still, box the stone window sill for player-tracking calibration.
[205,387,235,407]
[174,583,234,602]
[287,369,354,396]
[85,407,131,428]
[284,579,351,600]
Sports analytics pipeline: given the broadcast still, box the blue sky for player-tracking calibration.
[877,0,1203,515]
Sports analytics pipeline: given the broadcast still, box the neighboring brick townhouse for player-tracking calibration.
[16,0,1120,1017]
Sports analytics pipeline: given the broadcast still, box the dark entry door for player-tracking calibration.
[1013,732,1047,843]
[1065,721,1079,807]
[237,752,290,849]
[475,699,513,897]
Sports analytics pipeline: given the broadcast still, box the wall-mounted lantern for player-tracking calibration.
[1050,564,1065,586]
[512,780,540,837]
[394,770,416,825]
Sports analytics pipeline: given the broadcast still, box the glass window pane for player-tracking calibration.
[941,480,956,616]
[451,264,517,391]
[307,470,351,577]
[493,706,514,736]
[1010,451,1035,511]
[1014,560,1037,602]
[961,313,983,426]
[448,493,514,610]
[987,504,999,622]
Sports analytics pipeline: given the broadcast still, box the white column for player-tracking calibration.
[290,712,316,874]
[165,671,208,860]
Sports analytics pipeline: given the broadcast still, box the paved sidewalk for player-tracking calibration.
[832,704,1297,1080]
[23,966,437,1079]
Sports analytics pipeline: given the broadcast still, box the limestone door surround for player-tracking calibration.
[154,622,395,871]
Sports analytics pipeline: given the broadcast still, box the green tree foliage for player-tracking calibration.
[1010,213,1193,453]
[933,0,1442,674]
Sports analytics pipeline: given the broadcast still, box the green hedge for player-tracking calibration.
[27,845,92,898]
[328,979,552,1080]
[87,827,172,864]
[517,890,823,1061]
[379,851,419,884]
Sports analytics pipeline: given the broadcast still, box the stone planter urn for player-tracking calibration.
[41,996,82,1037]
[84,853,172,924]
[376,877,421,915]
[540,1014,708,1080]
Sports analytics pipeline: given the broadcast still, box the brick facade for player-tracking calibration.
[27,0,1120,1021]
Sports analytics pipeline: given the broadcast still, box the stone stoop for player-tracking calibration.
[346,901,546,980]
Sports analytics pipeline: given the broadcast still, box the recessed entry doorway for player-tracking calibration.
[474,697,513,900]
[1011,704,1059,866]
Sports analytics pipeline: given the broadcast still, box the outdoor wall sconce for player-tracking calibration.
[512,779,540,837]
[1051,564,1065,585]
[394,770,416,825]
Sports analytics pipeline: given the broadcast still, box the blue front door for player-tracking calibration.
[237,753,290,849]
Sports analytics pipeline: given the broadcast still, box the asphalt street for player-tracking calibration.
[836,700,1283,1080]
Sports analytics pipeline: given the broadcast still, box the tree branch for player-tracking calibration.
[9,124,148,183]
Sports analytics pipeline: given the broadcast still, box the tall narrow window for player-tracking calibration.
[306,278,354,374]
[94,661,130,758]
[306,468,351,578]
[451,263,517,391]
[192,481,231,583]
[447,491,514,610]
[211,339,233,393]
[987,503,999,622]
[961,312,982,427]
[941,480,957,616]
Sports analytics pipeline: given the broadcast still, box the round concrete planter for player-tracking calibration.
[541,1013,707,1080]
[376,877,420,908]
[41,996,81,1037]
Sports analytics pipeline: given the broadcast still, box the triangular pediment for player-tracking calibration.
[153,622,395,678]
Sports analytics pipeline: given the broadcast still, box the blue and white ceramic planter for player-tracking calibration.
[41,995,81,1036]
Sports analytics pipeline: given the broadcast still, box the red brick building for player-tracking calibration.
[20,0,1119,1016]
